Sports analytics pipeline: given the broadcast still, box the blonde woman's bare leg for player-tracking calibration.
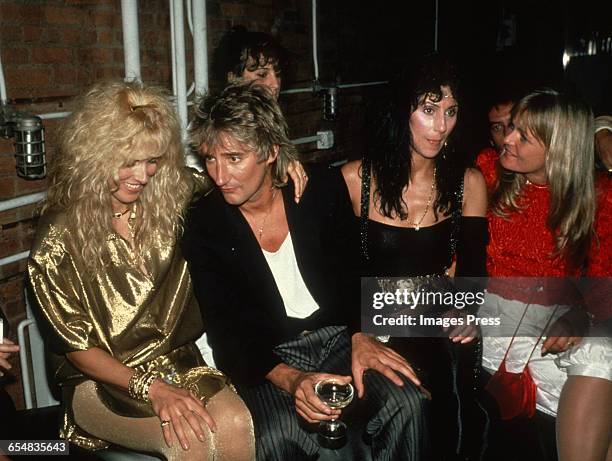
[72,380,228,461]
[556,376,612,461]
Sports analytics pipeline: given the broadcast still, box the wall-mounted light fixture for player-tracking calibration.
[312,80,338,122]
[323,86,337,121]
[0,105,46,179]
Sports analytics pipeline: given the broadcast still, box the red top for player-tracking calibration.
[475,147,499,193]
[475,150,611,319]
[585,173,612,321]
[589,173,612,276]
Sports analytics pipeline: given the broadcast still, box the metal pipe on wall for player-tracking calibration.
[38,111,71,120]
[312,0,320,81]
[434,0,439,51]
[170,0,188,131]
[292,135,320,145]
[338,81,387,89]
[120,0,142,82]
[281,80,388,95]
[169,0,178,95]
[0,250,29,268]
[191,0,209,95]
[0,192,46,213]
[0,191,44,267]
[170,0,201,169]
[0,47,7,104]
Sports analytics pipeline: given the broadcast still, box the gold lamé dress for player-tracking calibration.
[27,209,228,450]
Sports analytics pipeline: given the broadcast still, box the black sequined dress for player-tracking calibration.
[358,159,490,461]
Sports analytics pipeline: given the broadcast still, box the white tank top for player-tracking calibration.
[262,232,320,318]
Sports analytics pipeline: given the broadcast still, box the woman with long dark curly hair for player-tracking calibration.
[342,53,489,460]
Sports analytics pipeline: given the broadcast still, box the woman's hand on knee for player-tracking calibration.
[148,379,217,450]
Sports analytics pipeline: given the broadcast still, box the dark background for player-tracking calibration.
[313,0,612,160]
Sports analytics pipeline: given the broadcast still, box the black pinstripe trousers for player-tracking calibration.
[236,326,429,461]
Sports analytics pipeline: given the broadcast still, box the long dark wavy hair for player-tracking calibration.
[367,53,463,220]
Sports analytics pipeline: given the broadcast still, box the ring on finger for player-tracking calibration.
[160,420,171,427]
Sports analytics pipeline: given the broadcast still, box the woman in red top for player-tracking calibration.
[477,89,611,461]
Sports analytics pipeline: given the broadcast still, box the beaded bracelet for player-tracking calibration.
[140,372,158,402]
[128,369,159,402]
[128,369,144,400]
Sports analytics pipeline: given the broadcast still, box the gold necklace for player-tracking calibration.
[112,208,131,219]
[409,167,436,231]
[257,189,278,240]
[525,179,548,189]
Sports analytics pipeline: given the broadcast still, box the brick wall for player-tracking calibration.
[0,0,374,409]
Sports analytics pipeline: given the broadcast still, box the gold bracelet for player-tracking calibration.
[128,369,144,400]
[128,369,159,402]
[140,372,158,402]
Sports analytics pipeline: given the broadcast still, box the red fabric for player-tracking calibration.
[475,151,612,314]
[475,147,499,194]
[587,172,612,276]
[485,182,574,277]
[584,173,612,322]
[485,359,537,420]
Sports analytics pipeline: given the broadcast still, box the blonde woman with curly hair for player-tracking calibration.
[477,88,611,461]
[28,80,256,460]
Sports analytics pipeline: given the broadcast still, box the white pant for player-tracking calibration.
[481,292,612,416]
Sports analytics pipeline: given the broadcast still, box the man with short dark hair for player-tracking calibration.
[182,83,428,460]
[475,88,518,192]
[487,100,514,156]
[213,26,285,99]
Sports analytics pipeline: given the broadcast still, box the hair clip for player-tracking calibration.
[130,104,153,112]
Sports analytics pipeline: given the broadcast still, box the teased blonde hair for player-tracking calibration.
[44,80,192,274]
[493,88,595,268]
